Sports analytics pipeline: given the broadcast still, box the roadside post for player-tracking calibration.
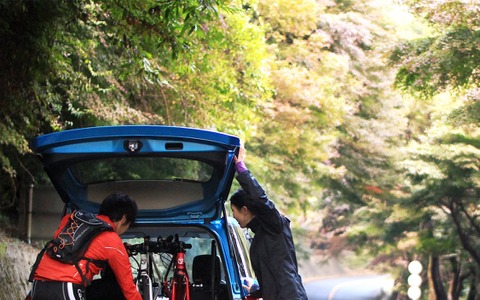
[407,260,423,300]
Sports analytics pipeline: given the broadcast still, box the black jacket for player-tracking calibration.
[236,171,308,300]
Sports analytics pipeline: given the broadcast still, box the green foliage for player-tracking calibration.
[394,84,480,294]
[154,6,273,134]
[0,242,5,257]
[356,3,480,294]
[417,229,459,256]
[0,0,270,209]
[448,96,480,127]
[0,0,68,208]
[248,0,406,216]
[391,0,480,97]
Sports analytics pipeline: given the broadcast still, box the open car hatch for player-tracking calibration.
[30,125,241,223]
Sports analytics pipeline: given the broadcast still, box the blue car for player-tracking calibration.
[30,125,259,300]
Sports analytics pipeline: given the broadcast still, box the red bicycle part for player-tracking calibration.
[164,251,190,300]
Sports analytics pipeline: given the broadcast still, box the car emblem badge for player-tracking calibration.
[124,140,143,153]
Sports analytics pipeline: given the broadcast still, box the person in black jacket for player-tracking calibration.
[230,146,308,300]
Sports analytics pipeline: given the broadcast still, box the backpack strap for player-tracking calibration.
[28,240,53,282]
[75,257,109,286]
[29,243,109,286]
[74,221,112,286]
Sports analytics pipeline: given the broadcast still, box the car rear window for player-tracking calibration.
[70,157,214,184]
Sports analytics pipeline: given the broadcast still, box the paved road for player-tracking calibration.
[304,274,394,300]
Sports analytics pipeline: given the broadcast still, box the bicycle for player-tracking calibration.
[126,234,192,300]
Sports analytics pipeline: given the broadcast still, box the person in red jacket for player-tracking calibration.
[29,192,142,300]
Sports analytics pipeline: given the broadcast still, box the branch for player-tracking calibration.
[456,198,480,236]
[449,202,480,266]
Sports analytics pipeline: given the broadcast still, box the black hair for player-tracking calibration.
[230,188,258,215]
[230,188,248,208]
[99,192,138,225]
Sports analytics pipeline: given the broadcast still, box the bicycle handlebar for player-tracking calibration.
[126,235,192,256]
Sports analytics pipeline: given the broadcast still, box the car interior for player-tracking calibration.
[122,225,230,300]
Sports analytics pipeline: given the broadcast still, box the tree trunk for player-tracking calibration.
[463,266,480,300]
[447,256,461,300]
[466,277,476,300]
[428,255,448,300]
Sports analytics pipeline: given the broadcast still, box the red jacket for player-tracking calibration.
[33,214,142,300]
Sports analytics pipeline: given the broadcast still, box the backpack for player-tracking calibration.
[29,210,114,285]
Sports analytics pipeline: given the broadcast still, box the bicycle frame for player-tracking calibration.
[164,250,190,300]
[137,251,153,300]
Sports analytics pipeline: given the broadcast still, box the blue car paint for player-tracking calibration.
[204,220,244,297]
[30,125,240,218]
[31,125,240,152]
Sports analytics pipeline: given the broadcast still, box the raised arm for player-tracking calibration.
[234,147,282,232]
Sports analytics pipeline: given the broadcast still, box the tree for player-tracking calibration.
[392,0,480,98]
[0,0,271,212]
[390,0,480,298]
[248,0,405,215]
